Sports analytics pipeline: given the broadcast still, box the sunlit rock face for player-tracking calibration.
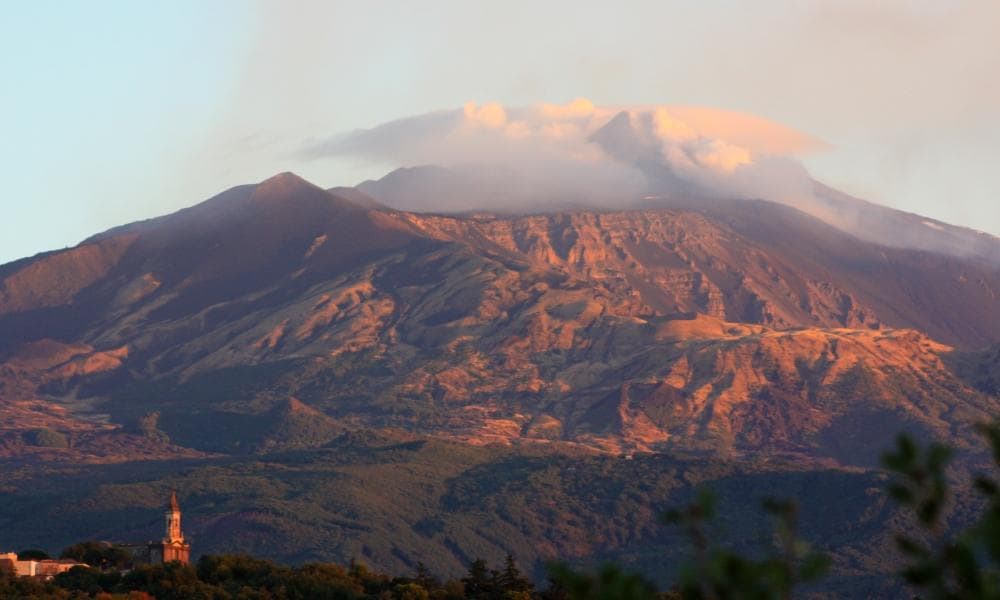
[1,171,999,462]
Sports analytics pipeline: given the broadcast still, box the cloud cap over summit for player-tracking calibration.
[301,99,826,212]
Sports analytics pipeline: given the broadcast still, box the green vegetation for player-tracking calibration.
[661,420,1000,599]
[0,433,894,593]
[880,423,1000,599]
[60,541,133,571]
[24,428,69,448]
[136,412,170,444]
[5,423,1000,598]
[660,493,828,599]
[0,551,539,600]
[547,563,660,600]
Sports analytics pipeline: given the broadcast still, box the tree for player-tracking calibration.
[292,562,365,599]
[349,559,392,595]
[53,565,120,595]
[495,554,533,596]
[539,574,572,600]
[663,491,829,599]
[547,489,828,599]
[393,581,430,600]
[1,568,67,599]
[462,559,496,600]
[18,548,51,560]
[413,561,440,591]
[137,411,170,443]
[61,541,132,570]
[547,563,658,600]
[25,428,69,448]
[882,422,1000,599]
[122,563,221,600]
[196,553,289,590]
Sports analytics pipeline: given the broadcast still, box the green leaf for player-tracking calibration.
[974,476,999,497]
[894,535,929,557]
[887,483,914,504]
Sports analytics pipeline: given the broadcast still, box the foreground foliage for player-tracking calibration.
[881,423,1000,599]
[638,420,1000,599]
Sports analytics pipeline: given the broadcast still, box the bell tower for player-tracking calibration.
[148,490,190,565]
[165,490,184,544]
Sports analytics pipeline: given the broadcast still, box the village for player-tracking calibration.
[0,491,189,580]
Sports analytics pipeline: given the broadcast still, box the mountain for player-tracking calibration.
[809,180,1000,264]
[1,171,999,592]
[255,396,344,453]
[360,164,1000,266]
[3,170,1000,455]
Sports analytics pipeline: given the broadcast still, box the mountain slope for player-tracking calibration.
[1,172,999,462]
[2,172,999,594]
[360,164,1000,266]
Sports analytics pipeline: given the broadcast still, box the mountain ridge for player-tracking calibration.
[1,172,998,461]
[2,171,998,593]
[359,164,1000,266]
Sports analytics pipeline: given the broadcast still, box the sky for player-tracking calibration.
[1,0,998,264]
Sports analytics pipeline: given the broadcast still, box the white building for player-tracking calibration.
[0,552,86,578]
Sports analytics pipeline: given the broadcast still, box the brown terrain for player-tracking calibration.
[2,171,999,464]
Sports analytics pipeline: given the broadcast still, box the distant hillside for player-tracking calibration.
[0,431,906,595]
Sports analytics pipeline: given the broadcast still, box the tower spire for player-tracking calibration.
[164,490,184,544]
[147,489,191,565]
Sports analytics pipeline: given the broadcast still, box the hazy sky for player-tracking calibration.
[2,0,998,264]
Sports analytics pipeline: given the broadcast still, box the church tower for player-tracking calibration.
[165,490,184,544]
[148,490,190,565]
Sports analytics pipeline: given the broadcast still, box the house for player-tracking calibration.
[0,552,87,578]
[0,552,15,574]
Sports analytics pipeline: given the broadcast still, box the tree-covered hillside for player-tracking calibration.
[1,430,911,596]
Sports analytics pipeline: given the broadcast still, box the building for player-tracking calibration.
[0,552,87,578]
[0,552,15,574]
[146,490,191,566]
[2,491,191,575]
[33,559,88,577]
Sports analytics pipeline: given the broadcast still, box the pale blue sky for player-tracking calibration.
[2,0,998,264]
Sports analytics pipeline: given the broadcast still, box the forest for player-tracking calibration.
[5,427,1000,599]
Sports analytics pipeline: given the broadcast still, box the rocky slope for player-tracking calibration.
[1,172,999,463]
[3,172,1000,594]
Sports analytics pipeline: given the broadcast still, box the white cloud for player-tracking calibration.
[301,98,826,211]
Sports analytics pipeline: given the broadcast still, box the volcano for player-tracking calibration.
[1,171,999,592]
